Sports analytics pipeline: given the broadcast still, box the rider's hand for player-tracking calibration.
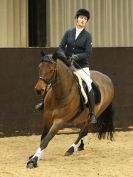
[68,55,79,65]
[70,54,79,61]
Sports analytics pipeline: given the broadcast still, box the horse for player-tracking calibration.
[27,54,114,168]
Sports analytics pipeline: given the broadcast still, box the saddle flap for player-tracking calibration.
[73,72,101,104]
[91,81,101,104]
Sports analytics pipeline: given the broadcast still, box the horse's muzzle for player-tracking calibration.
[35,88,45,95]
[35,89,41,95]
[35,79,47,96]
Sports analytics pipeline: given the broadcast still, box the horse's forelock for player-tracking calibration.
[41,54,56,64]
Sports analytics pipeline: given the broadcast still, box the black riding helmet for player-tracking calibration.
[75,9,90,20]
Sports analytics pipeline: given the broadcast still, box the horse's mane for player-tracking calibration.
[56,59,72,76]
[57,59,68,69]
[55,59,75,88]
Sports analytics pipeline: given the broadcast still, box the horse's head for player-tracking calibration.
[35,54,56,95]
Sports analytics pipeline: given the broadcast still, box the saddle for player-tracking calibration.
[73,72,101,105]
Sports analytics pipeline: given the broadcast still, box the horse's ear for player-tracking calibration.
[52,49,58,60]
[41,50,46,62]
[41,50,45,57]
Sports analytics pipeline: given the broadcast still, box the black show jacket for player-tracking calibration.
[57,28,92,68]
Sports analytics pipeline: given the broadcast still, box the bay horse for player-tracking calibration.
[27,54,114,168]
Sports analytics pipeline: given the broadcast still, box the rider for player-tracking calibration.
[35,8,97,124]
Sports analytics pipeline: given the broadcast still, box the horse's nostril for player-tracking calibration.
[36,89,41,95]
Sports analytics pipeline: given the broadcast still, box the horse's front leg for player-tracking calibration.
[27,119,63,169]
[64,124,89,156]
[28,127,48,160]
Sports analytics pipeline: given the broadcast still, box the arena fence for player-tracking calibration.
[0,47,132,137]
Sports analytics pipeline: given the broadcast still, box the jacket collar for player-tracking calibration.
[72,28,85,41]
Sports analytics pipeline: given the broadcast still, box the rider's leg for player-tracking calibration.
[75,67,97,124]
[35,85,51,111]
[87,88,97,124]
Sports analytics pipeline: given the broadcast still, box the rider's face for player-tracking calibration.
[76,15,88,28]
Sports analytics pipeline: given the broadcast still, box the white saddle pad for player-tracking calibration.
[73,72,88,104]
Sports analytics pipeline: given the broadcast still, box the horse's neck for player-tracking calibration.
[52,60,73,98]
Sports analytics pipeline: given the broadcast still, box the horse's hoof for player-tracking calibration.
[64,151,73,156]
[26,157,38,169]
[27,162,36,169]
[64,147,74,156]
[78,146,84,151]
[78,143,84,151]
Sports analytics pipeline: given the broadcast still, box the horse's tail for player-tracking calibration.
[94,103,114,141]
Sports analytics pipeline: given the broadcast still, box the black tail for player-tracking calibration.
[94,103,114,140]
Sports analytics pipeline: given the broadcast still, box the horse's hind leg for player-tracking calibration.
[64,124,89,156]
[78,135,88,151]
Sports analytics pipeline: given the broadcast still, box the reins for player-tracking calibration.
[71,60,90,77]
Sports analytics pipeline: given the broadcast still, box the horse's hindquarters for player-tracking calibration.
[91,71,114,117]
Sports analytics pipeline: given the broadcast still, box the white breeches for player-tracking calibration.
[75,67,92,92]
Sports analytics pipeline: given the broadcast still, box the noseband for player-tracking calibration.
[39,69,57,85]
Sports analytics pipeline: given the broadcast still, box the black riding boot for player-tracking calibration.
[88,89,97,124]
[35,99,44,111]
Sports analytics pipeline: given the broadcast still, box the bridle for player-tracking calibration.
[39,55,57,85]
[39,68,57,85]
